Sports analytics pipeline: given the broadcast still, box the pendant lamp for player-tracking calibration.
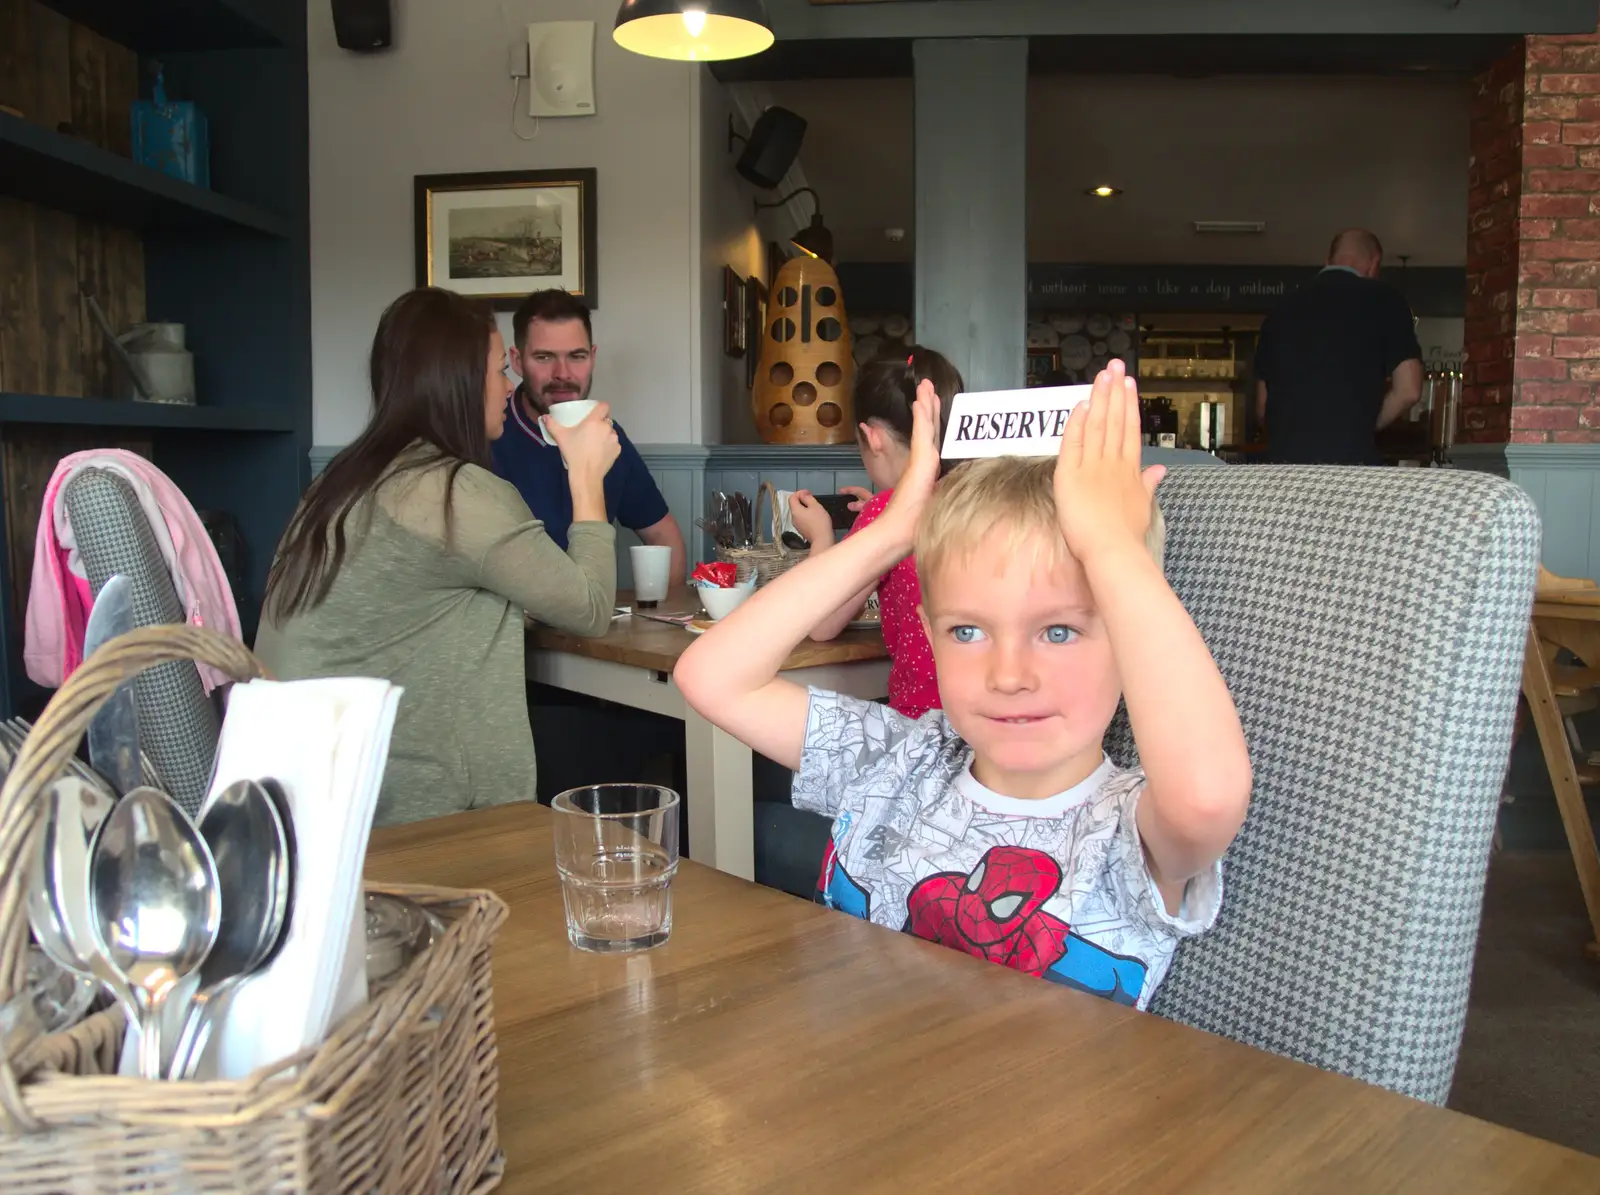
[613,0,774,62]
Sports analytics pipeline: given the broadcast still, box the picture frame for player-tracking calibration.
[414,168,598,311]
[723,266,747,358]
[745,275,767,389]
[1026,347,1061,388]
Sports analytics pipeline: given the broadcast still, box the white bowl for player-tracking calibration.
[698,580,756,620]
[544,398,600,428]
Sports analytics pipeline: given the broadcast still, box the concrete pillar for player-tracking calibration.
[913,38,1028,392]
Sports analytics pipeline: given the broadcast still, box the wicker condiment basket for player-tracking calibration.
[0,624,507,1194]
[715,480,807,586]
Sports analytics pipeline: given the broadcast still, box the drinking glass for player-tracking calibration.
[551,784,680,953]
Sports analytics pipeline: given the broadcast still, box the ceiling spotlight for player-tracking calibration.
[1086,185,1122,198]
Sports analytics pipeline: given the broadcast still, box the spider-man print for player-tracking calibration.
[904,845,1071,975]
[822,853,870,918]
[1042,936,1147,1007]
[794,691,1218,1013]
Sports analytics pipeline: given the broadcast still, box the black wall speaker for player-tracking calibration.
[332,0,392,51]
[736,107,807,190]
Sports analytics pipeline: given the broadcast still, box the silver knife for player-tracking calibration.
[83,574,141,796]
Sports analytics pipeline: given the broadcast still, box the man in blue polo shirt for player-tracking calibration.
[497,289,689,807]
[494,289,686,580]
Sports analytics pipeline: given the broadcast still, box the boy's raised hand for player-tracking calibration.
[1055,359,1164,565]
[881,379,942,537]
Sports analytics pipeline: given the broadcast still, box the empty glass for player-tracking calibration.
[551,784,680,953]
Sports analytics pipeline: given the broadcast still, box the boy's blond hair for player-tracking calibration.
[915,457,1165,595]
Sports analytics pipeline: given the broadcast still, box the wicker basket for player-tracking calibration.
[715,480,807,587]
[0,624,507,1194]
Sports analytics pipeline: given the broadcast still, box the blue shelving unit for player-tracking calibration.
[0,113,291,238]
[0,0,310,716]
[0,393,295,432]
[28,0,287,52]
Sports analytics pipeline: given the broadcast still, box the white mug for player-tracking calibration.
[630,545,673,607]
[537,399,603,469]
[542,398,600,430]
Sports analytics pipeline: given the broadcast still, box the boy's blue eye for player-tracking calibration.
[1044,625,1076,645]
[951,625,985,644]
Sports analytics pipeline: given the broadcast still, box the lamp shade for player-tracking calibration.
[791,213,833,263]
[613,0,774,62]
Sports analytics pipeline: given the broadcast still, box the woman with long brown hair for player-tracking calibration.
[255,287,620,825]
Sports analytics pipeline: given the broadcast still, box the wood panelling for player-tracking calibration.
[1,426,150,624]
[1455,444,1600,580]
[629,444,870,587]
[0,0,145,401]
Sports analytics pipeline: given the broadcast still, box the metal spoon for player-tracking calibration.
[167,779,294,1079]
[26,777,129,1002]
[88,787,220,1080]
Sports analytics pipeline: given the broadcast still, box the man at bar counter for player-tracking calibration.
[1253,229,1423,464]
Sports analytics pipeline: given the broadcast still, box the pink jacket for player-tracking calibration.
[24,450,242,693]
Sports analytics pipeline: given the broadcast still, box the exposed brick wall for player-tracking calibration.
[1466,24,1600,445]
[1463,50,1524,443]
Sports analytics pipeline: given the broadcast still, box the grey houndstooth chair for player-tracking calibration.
[1104,464,1539,1106]
[62,469,221,818]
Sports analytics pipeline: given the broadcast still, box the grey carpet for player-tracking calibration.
[1449,849,1600,1156]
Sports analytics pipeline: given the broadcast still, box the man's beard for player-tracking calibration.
[525,379,588,415]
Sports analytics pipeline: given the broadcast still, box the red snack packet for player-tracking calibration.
[691,562,738,589]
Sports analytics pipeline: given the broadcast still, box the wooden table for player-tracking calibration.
[1522,578,1600,960]
[366,804,1600,1195]
[527,590,889,880]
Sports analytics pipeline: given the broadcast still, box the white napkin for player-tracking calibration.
[773,489,801,540]
[119,676,402,1080]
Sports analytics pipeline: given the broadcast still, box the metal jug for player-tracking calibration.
[119,322,196,406]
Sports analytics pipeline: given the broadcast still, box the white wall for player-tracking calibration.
[308,0,700,446]
[699,82,822,444]
[699,80,767,445]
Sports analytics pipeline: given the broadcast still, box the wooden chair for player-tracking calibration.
[1521,566,1600,961]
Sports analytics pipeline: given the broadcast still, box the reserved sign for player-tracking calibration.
[940,385,1093,460]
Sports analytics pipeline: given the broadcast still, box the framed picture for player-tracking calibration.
[723,266,747,358]
[1026,347,1061,388]
[745,275,767,388]
[414,168,598,310]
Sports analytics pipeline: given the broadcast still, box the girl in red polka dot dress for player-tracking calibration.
[789,346,964,720]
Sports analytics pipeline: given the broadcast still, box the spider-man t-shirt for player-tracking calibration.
[793,690,1222,1010]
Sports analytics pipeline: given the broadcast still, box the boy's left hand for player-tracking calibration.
[880,379,942,538]
[1055,359,1165,566]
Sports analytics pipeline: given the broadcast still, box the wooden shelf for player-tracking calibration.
[0,393,294,432]
[0,113,290,239]
[32,0,284,52]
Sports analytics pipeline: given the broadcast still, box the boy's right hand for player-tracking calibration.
[546,402,621,482]
[880,380,942,539]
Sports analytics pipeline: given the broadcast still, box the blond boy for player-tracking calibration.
[675,361,1251,1008]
